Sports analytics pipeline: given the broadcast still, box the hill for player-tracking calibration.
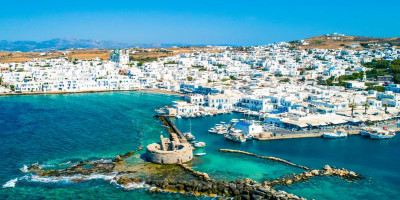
[295,35,400,49]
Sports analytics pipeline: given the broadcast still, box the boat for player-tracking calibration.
[195,153,206,156]
[360,127,371,136]
[194,142,206,148]
[217,128,228,135]
[369,127,396,139]
[182,114,189,119]
[225,134,246,143]
[184,132,196,141]
[230,119,239,123]
[176,115,181,119]
[208,128,218,134]
[323,129,348,138]
[225,129,246,143]
[244,134,253,141]
[155,108,165,114]
[183,121,195,141]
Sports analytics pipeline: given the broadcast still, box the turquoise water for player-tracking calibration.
[0,92,399,199]
[175,115,400,200]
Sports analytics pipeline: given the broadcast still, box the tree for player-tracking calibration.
[383,104,389,114]
[362,103,370,115]
[187,76,193,81]
[0,77,2,85]
[229,75,235,80]
[349,103,356,118]
[10,85,15,91]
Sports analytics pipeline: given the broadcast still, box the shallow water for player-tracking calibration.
[0,92,399,199]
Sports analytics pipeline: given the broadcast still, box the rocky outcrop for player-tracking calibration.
[115,176,306,200]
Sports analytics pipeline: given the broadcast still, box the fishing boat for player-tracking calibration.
[194,142,206,148]
[195,153,206,156]
[225,134,246,143]
[175,115,181,119]
[369,127,396,139]
[360,127,371,136]
[225,129,246,143]
[323,129,348,139]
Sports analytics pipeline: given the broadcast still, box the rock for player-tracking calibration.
[311,169,319,176]
[323,165,332,173]
[285,179,293,185]
[114,155,123,162]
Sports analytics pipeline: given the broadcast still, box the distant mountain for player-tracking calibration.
[0,38,233,52]
[0,38,132,52]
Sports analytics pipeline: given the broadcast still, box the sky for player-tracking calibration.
[0,0,399,46]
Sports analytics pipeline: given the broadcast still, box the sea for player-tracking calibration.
[0,91,399,200]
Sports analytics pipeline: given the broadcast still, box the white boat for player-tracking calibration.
[176,115,181,119]
[230,119,239,123]
[155,108,165,114]
[323,130,348,138]
[217,128,228,135]
[244,134,253,141]
[369,128,396,139]
[184,121,195,141]
[208,128,218,134]
[194,142,206,148]
[370,132,396,139]
[195,153,206,156]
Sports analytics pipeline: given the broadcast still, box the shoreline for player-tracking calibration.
[0,88,184,97]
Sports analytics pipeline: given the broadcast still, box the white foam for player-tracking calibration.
[20,165,28,173]
[120,181,146,190]
[2,178,18,188]
[22,173,117,184]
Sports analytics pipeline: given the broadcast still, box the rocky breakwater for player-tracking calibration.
[220,149,309,170]
[267,165,361,187]
[115,176,306,200]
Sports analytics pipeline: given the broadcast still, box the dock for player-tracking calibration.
[255,130,360,141]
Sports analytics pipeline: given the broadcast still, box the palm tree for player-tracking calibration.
[349,103,356,118]
[383,104,389,114]
[363,103,370,115]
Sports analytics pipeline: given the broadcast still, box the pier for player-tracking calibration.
[157,115,188,144]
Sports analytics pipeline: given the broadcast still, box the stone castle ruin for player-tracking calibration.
[146,133,193,164]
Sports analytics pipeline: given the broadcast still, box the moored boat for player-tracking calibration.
[195,153,206,156]
[194,142,206,148]
[323,129,348,139]
[369,127,396,139]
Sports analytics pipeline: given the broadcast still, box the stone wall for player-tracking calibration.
[146,143,193,164]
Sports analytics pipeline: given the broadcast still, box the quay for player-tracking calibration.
[255,130,360,141]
